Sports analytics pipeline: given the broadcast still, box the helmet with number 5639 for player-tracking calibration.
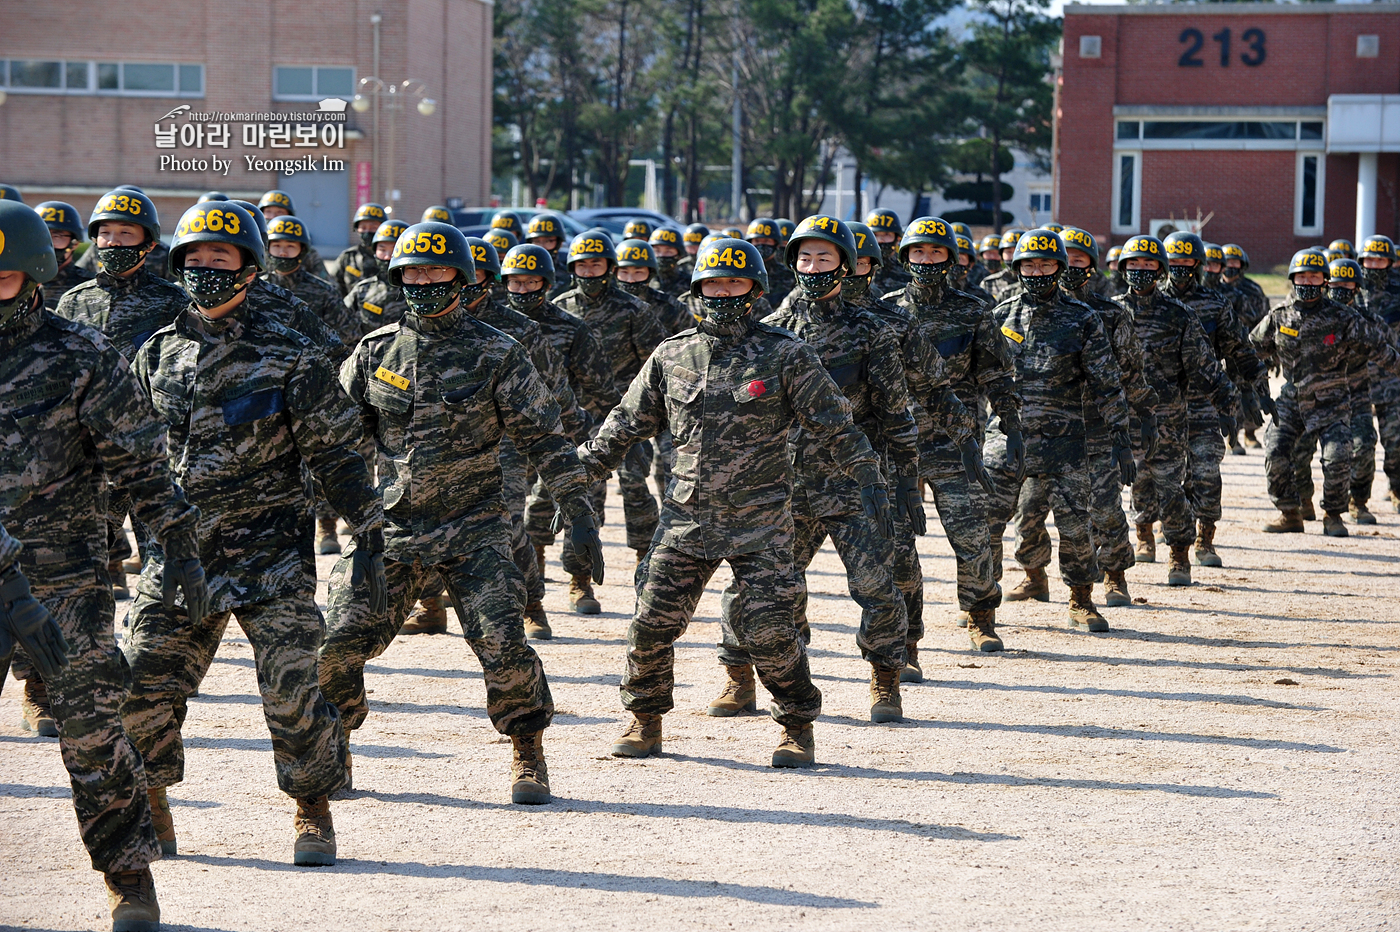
[690,237,768,296]
[388,221,474,285]
[501,243,556,285]
[785,215,857,273]
[170,200,264,270]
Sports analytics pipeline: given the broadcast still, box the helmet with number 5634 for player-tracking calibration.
[501,243,556,285]
[170,200,265,270]
[1012,229,1068,269]
[785,215,857,273]
[690,237,768,297]
[388,221,474,285]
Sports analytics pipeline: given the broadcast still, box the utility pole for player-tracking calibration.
[731,45,741,222]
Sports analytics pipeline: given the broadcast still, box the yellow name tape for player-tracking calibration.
[1001,326,1025,344]
[1279,325,1299,337]
[364,301,383,315]
[346,266,362,277]
[374,366,410,390]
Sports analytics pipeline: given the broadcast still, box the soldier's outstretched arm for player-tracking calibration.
[1249,312,1277,361]
[497,341,595,520]
[0,525,69,685]
[1184,315,1236,416]
[579,353,667,479]
[289,347,382,537]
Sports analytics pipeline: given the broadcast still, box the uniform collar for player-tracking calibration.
[0,292,46,347]
[96,264,152,293]
[907,279,946,305]
[181,300,247,343]
[697,309,754,340]
[791,291,844,320]
[404,300,468,334]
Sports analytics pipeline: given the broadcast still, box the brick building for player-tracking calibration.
[0,0,492,252]
[1058,2,1400,269]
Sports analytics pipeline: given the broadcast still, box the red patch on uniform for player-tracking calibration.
[1324,333,1336,346]
[747,379,766,398]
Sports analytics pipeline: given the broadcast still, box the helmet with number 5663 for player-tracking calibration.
[388,221,474,285]
[170,200,265,270]
[690,237,768,297]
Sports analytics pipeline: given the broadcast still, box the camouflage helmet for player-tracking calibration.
[36,201,85,240]
[775,218,796,246]
[1359,235,1395,266]
[785,215,857,274]
[229,200,268,244]
[1043,222,1065,234]
[623,218,655,240]
[1328,238,1356,259]
[422,205,453,224]
[847,221,883,268]
[170,200,265,271]
[1162,230,1206,264]
[266,215,312,247]
[1011,229,1068,269]
[353,203,387,227]
[0,184,24,203]
[1059,227,1099,267]
[977,234,1001,255]
[1221,244,1249,268]
[388,221,474,285]
[1328,257,1362,284]
[683,222,710,246]
[690,237,768,297]
[465,236,502,280]
[648,226,682,252]
[1106,245,1123,266]
[258,190,295,214]
[1117,235,1167,272]
[373,218,410,246]
[198,191,229,203]
[89,188,160,242]
[998,228,1024,251]
[1287,248,1329,278]
[483,228,518,255]
[951,222,972,238]
[526,211,567,241]
[897,216,958,265]
[490,211,526,239]
[501,243,556,285]
[0,200,58,283]
[745,217,779,242]
[567,229,616,270]
[863,207,903,239]
[616,238,658,271]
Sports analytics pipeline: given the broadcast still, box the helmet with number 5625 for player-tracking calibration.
[690,237,768,297]
[170,200,265,270]
[388,221,474,285]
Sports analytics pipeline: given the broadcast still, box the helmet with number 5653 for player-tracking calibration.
[388,221,474,285]
[170,200,265,271]
[690,237,768,297]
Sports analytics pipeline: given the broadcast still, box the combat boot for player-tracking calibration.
[292,795,336,866]
[1262,509,1304,533]
[1134,524,1156,563]
[147,786,177,856]
[510,730,550,804]
[400,596,447,634]
[122,555,143,574]
[1167,544,1192,587]
[569,574,601,614]
[1068,585,1109,632]
[20,679,58,737]
[534,544,547,576]
[1194,520,1223,567]
[1350,501,1377,525]
[633,547,648,571]
[707,664,756,716]
[966,609,1003,652]
[1243,428,1261,449]
[1300,499,1317,521]
[611,712,662,757]
[1006,566,1050,602]
[771,722,815,768]
[105,867,159,932]
[523,601,553,640]
[1228,432,1245,456]
[316,516,341,555]
[901,640,923,684]
[955,610,969,628]
[108,558,129,600]
[870,665,903,723]
[1322,513,1348,538]
[1103,569,1132,608]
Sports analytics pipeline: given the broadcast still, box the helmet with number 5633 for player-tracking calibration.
[690,237,768,297]
[170,200,265,271]
[897,216,958,264]
[388,221,474,285]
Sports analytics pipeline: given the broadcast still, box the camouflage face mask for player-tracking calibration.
[358,229,376,249]
[700,292,753,324]
[1328,285,1355,306]
[656,255,678,275]
[794,269,840,299]
[1365,267,1390,288]
[182,266,252,309]
[907,260,951,287]
[97,244,149,276]
[1293,283,1323,304]
[1017,270,1060,299]
[402,279,462,316]
[1060,266,1091,291]
[267,254,301,275]
[1168,265,1198,289]
[376,257,393,282]
[576,273,610,299]
[1125,269,1159,293]
[0,279,40,331]
[842,272,873,300]
[620,279,652,298]
[507,287,547,314]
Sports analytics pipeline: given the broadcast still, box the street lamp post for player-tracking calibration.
[352,78,436,216]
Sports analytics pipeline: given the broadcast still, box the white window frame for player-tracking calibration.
[1112,117,1326,152]
[1294,151,1325,237]
[1111,150,1141,235]
[272,65,356,102]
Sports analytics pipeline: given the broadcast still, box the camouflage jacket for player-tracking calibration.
[871,260,911,299]
[966,262,991,290]
[134,298,381,609]
[982,268,1021,304]
[55,265,190,361]
[989,291,1129,472]
[764,261,796,308]
[1251,297,1400,431]
[469,296,589,444]
[554,282,669,403]
[1115,289,1234,414]
[764,292,920,481]
[951,271,995,308]
[245,278,348,366]
[516,298,619,421]
[1220,275,1270,331]
[578,312,882,560]
[1168,283,1264,410]
[301,245,329,282]
[0,520,18,573]
[343,303,592,565]
[346,276,408,339]
[0,300,198,586]
[629,282,695,335]
[1359,282,1400,405]
[76,241,172,281]
[330,243,377,298]
[41,260,95,311]
[1063,285,1159,433]
[262,267,360,352]
[655,262,691,301]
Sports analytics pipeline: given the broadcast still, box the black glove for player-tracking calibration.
[1259,392,1276,419]
[959,438,996,495]
[1139,411,1159,459]
[1241,390,1262,429]
[1003,427,1027,484]
[161,534,211,625]
[350,528,388,616]
[570,514,605,584]
[1111,432,1137,487]
[0,565,69,681]
[1218,414,1236,439]
[894,475,927,537]
[860,484,893,540]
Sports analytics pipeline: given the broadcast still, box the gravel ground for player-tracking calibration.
[2,444,1397,932]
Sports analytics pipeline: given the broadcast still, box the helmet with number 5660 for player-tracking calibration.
[388,221,474,285]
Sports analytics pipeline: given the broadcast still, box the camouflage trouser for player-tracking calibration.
[524,475,558,549]
[625,544,820,727]
[527,443,657,575]
[1130,405,1195,547]
[1379,403,1400,495]
[890,506,925,641]
[319,539,552,736]
[922,468,1002,615]
[123,590,347,798]
[717,492,907,670]
[1184,405,1226,523]
[992,466,1098,588]
[1265,392,1352,515]
[25,562,159,873]
[1293,406,1376,508]
[1087,440,1135,573]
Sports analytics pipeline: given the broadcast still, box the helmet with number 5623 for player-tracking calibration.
[388,221,474,285]
[170,200,265,270]
[690,237,768,297]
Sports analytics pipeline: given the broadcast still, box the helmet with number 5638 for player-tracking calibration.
[501,243,556,285]
[690,237,768,296]
[170,200,265,270]
[388,221,474,285]
[785,215,857,273]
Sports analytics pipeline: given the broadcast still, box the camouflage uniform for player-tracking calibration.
[888,280,1019,614]
[763,260,796,308]
[345,274,408,339]
[330,242,377,298]
[871,257,911,299]
[555,282,667,555]
[319,302,593,736]
[1116,290,1234,547]
[1,298,199,873]
[985,289,1129,586]
[578,312,884,725]
[76,240,172,281]
[655,261,693,301]
[1360,281,1400,502]
[123,297,381,799]
[982,268,1021,304]
[262,266,360,353]
[966,261,991,290]
[41,259,94,311]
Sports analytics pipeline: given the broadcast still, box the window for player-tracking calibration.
[1112,151,1140,234]
[1,59,201,96]
[1117,121,1140,141]
[1114,118,1325,150]
[1079,35,1101,58]
[1029,193,1052,213]
[1357,35,1379,59]
[1295,152,1324,236]
[1143,120,1295,140]
[274,66,355,100]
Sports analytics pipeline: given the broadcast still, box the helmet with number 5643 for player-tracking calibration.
[388,221,474,285]
[690,237,768,296]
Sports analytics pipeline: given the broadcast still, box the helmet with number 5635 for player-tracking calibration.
[690,237,768,297]
[388,221,474,285]
[170,200,265,270]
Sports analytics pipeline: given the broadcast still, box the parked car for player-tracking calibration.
[567,207,677,237]
[452,207,589,240]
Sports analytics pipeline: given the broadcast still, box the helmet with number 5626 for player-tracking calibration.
[388,221,474,285]
[690,238,768,297]
[501,243,556,285]
[170,200,265,270]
